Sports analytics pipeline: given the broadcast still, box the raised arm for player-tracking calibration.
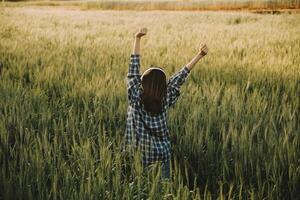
[186,43,208,71]
[165,43,208,108]
[132,27,147,55]
[127,28,147,105]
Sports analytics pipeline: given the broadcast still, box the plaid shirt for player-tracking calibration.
[124,54,190,166]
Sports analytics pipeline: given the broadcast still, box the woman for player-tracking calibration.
[124,27,208,180]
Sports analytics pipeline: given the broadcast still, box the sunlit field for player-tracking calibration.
[3,0,300,11]
[0,6,300,199]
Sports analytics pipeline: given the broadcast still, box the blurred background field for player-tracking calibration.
[2,0,300,11]
[0,4,300,200]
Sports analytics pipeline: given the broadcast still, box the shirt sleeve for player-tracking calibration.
[127,54,142,105]
[165,65,190,108]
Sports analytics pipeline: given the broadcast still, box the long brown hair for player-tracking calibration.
[141,67,167,116]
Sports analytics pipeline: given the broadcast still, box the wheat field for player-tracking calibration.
[3,0,300,11]
[0,6,300,199]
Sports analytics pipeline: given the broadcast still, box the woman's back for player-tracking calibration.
[125,54,190,166]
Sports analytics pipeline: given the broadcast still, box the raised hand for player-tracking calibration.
[135,27,147,39]
[132,28,147,55]
[185,43,209,71]
[199,43,208,56]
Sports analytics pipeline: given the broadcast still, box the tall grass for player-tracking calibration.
[0,7,300,199]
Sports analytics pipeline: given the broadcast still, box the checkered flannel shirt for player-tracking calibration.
[124,54,190,166]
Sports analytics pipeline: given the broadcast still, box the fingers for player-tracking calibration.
[135,27,147,38]
[199,43,206,50]
[202,45,208,54]
[140,27,147,35]
[199,43,208,55]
